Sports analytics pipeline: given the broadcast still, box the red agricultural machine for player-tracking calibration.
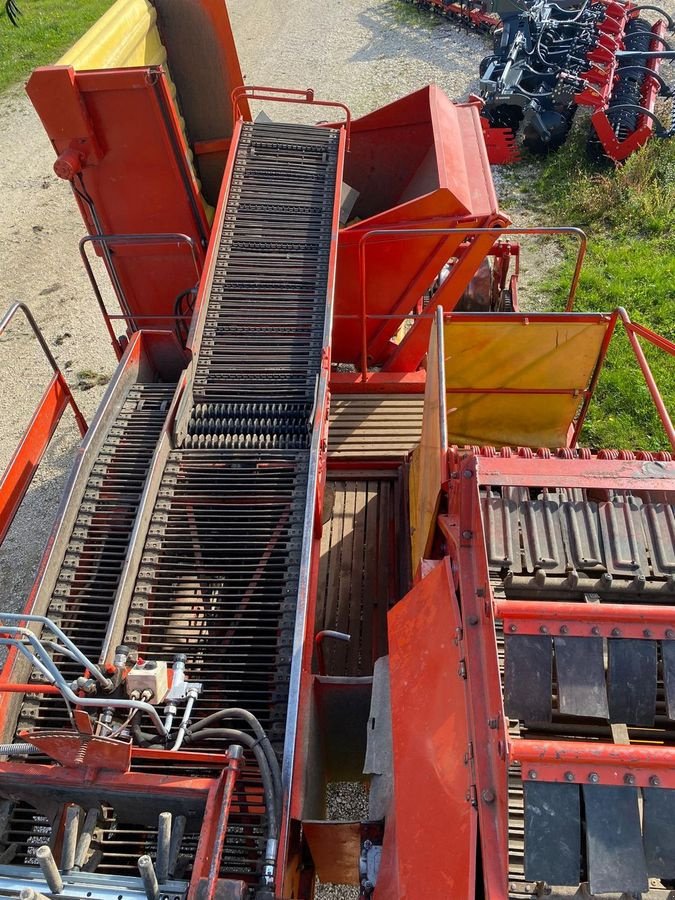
[0,1,674,898]
[404,0,675,162]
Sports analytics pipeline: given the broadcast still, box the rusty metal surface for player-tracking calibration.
[302,821,361,886]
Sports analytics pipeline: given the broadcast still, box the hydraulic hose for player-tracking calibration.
[188,708,282,805]
[0,743,39,756]
[186,728,278,839]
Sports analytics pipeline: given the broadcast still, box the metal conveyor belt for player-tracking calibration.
[120,121,341,883]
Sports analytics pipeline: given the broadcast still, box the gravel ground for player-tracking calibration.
[0,2,549,896]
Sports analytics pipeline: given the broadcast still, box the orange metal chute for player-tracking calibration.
[333,86,507,370]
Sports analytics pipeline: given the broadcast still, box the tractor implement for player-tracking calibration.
[479,0,675,160]
[0,0,674,898]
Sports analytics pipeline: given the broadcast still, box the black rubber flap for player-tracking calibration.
[607,638,657,726]
[644,787,675,879]
[524,781,580,886]
[662,640,675,720]
[504,635,552,723]
[554,636,609,719]
[584,784,648,895]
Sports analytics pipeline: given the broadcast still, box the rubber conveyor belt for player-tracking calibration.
[120,121,340,881]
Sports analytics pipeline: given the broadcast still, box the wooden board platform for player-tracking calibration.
[328,395,424,459]
[316,471,410,677]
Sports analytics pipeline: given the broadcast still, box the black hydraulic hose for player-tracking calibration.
[185,728,279,840]
[631,5,675,29]
[188,708,282,807]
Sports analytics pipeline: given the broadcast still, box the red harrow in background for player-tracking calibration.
[405,0,675,163]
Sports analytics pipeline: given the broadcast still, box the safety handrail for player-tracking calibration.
[0,302,87,545]
[231,85,352,148]
[356,225,588,379]
[618,307,675,449]
[79,233,202,358]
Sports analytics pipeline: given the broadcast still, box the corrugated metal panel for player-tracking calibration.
[59,0,165,69]
[328,395,424,458]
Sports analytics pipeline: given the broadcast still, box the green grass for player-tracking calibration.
[524,130,675,451]
[0,0,114,93]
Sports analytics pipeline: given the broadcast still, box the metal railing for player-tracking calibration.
[231,85,352,148]
[0,302,87,545]
[79,232,202,358]
[353,225,588,379]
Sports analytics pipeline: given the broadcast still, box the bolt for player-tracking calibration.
[611,628,621,637]
[591,626,601,636]
[666,629,674,639]
[509,624,517,633]
[540,625,549,634]
[528,770,538,780]
[564,771,574,782]
[560,625,569,635]
[643,629,652,638]
[463,470,473,478]
[482,789,495,803]
[462,530,473,539]
[588,772,599,784]
[468,615,479,626]
[624,774,635,785]
[650,775,660,786]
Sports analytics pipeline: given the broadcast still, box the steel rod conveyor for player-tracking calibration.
[0,119,343,895]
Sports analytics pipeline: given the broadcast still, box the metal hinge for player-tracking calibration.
[465,742,478,806]
[455,626,467,679]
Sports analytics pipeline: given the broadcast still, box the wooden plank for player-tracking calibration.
[334,482,356,674]
[362,480,379,672]
[322,480,346,639]
[347,485,367,676]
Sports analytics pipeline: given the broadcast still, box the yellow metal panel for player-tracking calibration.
[442,318,609,447]
[57,0,213,219]
[59,0,166,69]
[410,317,445,573]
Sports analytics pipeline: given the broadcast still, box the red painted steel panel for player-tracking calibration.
[333,87,506,368]
[385,558,477,899]
[27,66,208,335]
[0,374,69,545]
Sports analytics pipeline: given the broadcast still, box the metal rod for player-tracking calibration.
[138,854,160,900]
[231,84,352,148]
[0,637,167,735]
[571,308,619,445]
[436,305,448,456]
[170,696,195,752]
[356,226,588,378]
[0,615,111,688]
[0,683,60,694]
[156,812,172,883]
[205,745,244,900]
[61,805,80,873]
[168,814,187,877]
[19,890,51,900]
[73,808,99,870]
[618,307,675,450]
[0,301,86,430]
[315,630,351,676]
[36,845,63,894]
[78,232,202,358]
